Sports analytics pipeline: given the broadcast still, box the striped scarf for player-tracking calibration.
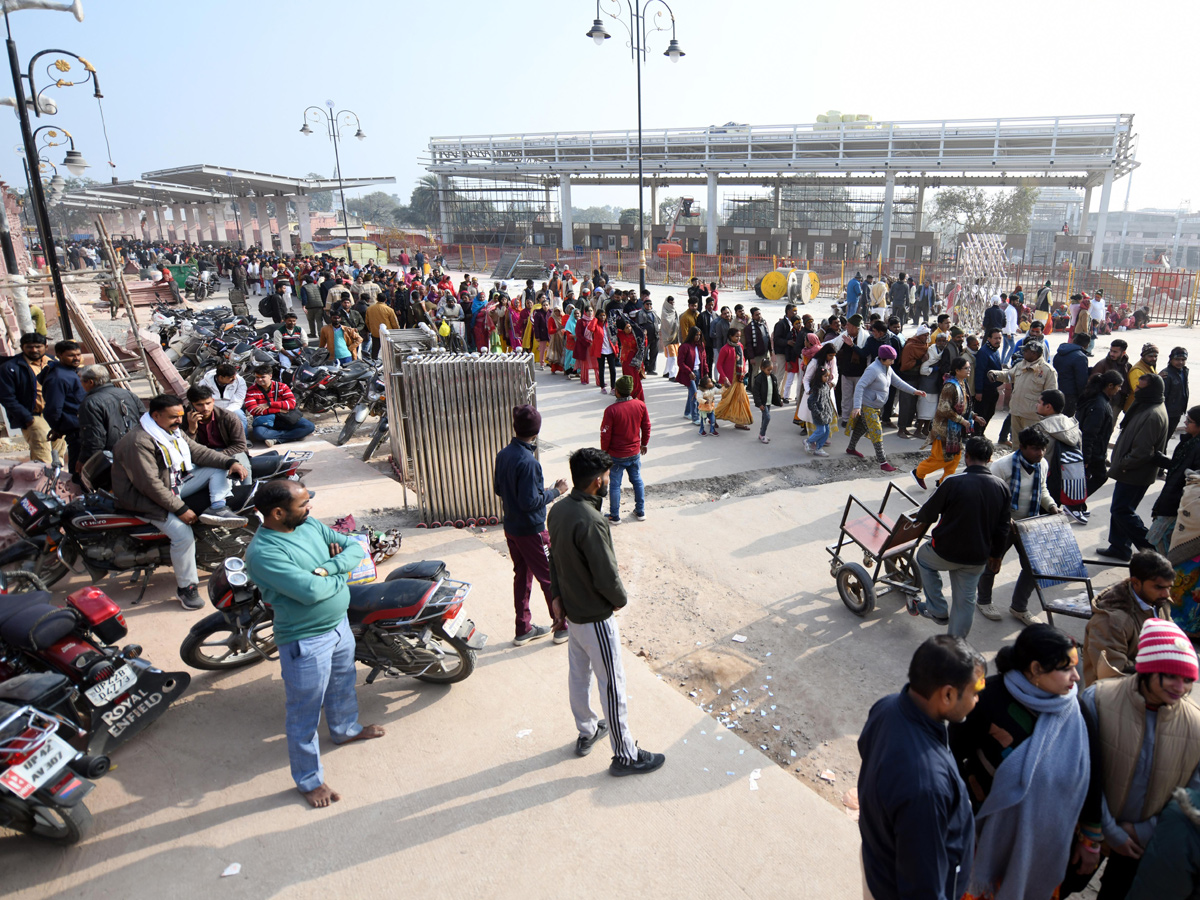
[1009,451,1041,517]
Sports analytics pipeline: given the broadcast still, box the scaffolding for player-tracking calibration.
[438,176,557,246]
[721,183,919,233]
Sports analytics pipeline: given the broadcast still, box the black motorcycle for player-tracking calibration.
[0,690,108,844]
[0,451,308,597]
[291,359,377,417]
[336,371,386,446]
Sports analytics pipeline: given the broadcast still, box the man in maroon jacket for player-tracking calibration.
[600,375,650,524]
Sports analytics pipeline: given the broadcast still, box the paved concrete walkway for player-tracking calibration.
[1,440,861,899]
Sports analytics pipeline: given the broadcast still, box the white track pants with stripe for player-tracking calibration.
[568,616,637,764]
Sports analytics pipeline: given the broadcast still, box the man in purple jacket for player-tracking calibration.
[493,404,570,646]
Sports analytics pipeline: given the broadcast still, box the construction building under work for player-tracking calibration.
[425,113,1139,270]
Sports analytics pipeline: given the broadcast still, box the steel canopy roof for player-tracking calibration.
[141,164,395,198]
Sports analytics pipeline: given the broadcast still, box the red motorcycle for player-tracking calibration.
[180,558,485,685]
[0,576,191,756]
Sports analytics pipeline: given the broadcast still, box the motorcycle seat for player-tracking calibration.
[0,592,77,651]
[249,451,282,480]
[346,579,434,625]
[0,671,70,705]
[385,560,447,582]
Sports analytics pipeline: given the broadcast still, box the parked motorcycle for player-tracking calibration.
[335,371,386,446]
[0,451,309,595]
[184,268,219,302]
[180,557,485,685]
[0,577,191,757]
[0,692,107,843]
[361,412,389,462]
[291,359,377,417]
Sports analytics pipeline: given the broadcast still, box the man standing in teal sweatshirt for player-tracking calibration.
[245,480,385,807]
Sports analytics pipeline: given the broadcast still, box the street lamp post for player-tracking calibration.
[586,0,685,297]
[4,4,100,341]
[300,101,365,258]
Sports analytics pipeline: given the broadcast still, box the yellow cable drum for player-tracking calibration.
[757,268,821,303]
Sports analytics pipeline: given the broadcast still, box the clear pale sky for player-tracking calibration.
[1,0,1194,214]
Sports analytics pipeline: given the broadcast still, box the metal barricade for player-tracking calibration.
[379,330,537,527]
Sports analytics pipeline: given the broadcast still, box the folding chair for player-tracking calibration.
[1010,514,1124,626]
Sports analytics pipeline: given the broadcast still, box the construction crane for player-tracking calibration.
[655,197,700,258]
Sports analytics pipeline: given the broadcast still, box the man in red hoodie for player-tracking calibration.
[600,375,650,524]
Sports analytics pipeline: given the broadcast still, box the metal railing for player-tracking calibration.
[434,243,1200,325]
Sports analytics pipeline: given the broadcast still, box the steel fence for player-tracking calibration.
[435,244,1200,325]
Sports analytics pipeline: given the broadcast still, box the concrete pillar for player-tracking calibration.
[558,174,573,251]
[182,205,197,244]
[437,174,453,244]
[160,207,172,241]
[252,199,267,247]
[144,208,157,241]
[274,197,289,255]
[880,172,896,263]
[192,205,208,243]
[650,183,659,225]
[119,209,134,238]
[705,171,718,255]
[1090,169,1115,271]
[209,205,227,245]
[236,198,255,248]
[772,182,782,229]
[171,205,186,243]
[914,182,926,232]
[1079,184,1093,238]
[294,196,313,247]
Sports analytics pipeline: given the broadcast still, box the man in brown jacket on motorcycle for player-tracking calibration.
[112,394,249,610]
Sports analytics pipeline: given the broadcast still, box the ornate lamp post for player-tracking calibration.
[585,0,685,296]
[4,1,101,340]
[300,101,365,254]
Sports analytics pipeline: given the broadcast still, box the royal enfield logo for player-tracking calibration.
[102,688,163,737]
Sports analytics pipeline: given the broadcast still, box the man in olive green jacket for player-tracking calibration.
[548,447,664,777]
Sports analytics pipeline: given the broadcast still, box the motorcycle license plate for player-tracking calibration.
[0,733,74,799]
[442,606,466,638]
[84,664,138,707]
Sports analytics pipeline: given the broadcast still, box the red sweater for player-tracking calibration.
[244,380,297,414]
[600,397,650,458]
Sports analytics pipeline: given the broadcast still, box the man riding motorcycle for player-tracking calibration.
[111,394,250,610]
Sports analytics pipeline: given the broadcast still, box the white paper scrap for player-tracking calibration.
[731,634,747,643]
[516,729,532,738]
[221,864,241,878]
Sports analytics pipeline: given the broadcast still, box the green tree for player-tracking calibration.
[929,185,1038,235]
[408,175,442,228]
[347,190,400,224]
[304,171,334,212]
[618,207,646,227]
[573,205,619,224]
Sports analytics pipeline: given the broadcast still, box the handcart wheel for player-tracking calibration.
[829,561,842,579]
[837,562,877,616]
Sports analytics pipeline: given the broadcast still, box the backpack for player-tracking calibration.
[258,296,273,317]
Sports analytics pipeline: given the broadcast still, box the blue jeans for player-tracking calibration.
[227,407,248,432]
[846,295,859,320]
[1001,334,1016,364]
[277,615,363,792]
[916,542,986,638]
[684,379,699,421]
[609,454,645,519]
[249,413,316,444]
[1107,481,1151,555]
[759,405,771,436]
[808,423,830,448]
[699,411,715,432]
